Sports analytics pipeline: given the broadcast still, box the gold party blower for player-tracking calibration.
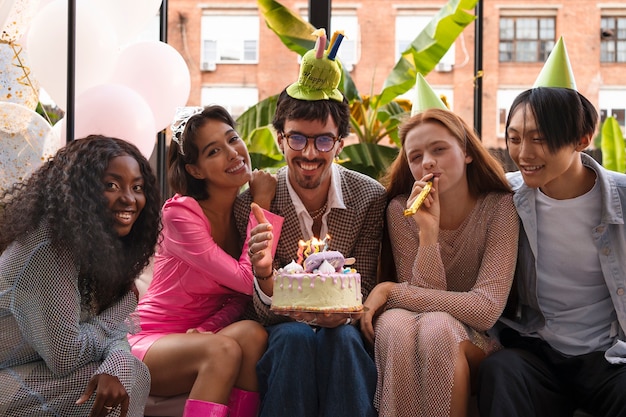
[403,180,433,216]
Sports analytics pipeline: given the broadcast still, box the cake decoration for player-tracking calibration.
[286,28,345,102]
[271,235,363,313]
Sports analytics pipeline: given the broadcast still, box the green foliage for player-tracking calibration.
[238,0,478,179]
[600,116,626,173]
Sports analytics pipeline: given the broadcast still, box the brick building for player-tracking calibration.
[162,0,625,149]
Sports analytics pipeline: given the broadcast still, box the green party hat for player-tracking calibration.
[533,36,577,90]
[286,28,344,102]
[411,73,448,116]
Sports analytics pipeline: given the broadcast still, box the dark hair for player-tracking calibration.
[505,87,598,153]
[382,108,511,200]
[0,135,162,312]
[272,89,351,138]
[168,105,238,200]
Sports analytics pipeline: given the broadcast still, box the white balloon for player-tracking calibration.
[0,102,52,192]
[110,41,191,131]
[0,0,17,37]
[42,118,65,160]
[91,0,162,45]
[1,0,41,43]
[0,41,40,110]
[25,0,118,110]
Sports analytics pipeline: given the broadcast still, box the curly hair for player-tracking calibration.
[381,108,511,201]
[0,135,162,312]
[272,88,351,138]
[168,105,238,200]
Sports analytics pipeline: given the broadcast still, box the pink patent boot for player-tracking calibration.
[227,388,260,417]
[182,399,229,417]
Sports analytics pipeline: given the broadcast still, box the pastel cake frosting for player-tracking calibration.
[271,250,363,313]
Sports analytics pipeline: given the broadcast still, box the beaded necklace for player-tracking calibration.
[308,202,328,221]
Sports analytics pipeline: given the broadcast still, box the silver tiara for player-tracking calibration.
[171,106,204,155]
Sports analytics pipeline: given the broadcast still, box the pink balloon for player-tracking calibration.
[25,0,118,110]
[110,41,191,131]
[65,83,157,158]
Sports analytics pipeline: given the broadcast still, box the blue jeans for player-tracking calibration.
[257,322,377,417]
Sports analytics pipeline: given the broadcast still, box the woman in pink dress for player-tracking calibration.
[128,105,282,417]
[361,108,519,417]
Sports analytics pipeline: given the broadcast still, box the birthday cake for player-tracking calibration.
[271,239,363,313]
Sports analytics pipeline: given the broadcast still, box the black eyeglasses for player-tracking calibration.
[282,132,339,153]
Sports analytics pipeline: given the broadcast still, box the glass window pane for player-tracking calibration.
[516,41,538,62]
[202,15,259,63]
[499,42,513,62]
[516,18,538,39]
[243,40,257,61]
[500,18,514,39]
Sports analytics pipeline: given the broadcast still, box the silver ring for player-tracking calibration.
[104,405,114,413]
[345,318,352,325]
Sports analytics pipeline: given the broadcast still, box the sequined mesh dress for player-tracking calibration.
[374,192,518,417]
[0,224,150,416]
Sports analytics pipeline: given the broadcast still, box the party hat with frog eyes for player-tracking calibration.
[411,73,448,116]
[286,28,345,102]
[533,36,577,90]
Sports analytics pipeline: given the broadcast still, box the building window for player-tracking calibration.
[201,86,258,120]
[600,16,626,63]
[201,14,259,69]
[599,89,626,133]
[300,12,359,72]
[499,17,555,62]
[396,14,455,71]
[497,89,524,137]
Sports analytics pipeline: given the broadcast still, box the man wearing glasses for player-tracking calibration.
[234,85,386,417]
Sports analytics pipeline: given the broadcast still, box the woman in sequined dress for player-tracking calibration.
[361,108,519,417]
[0,135,161,416]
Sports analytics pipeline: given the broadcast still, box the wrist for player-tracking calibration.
[254,269,275,281]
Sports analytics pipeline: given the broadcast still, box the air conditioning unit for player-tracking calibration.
[435,62,453,73]
[201,61,217,72]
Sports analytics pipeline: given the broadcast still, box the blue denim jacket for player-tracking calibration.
[501,153,626,363]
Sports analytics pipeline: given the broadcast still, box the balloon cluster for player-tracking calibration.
[0,0,191,192]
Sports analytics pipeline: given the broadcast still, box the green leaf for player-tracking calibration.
[338,143,399,180]
[257,0,317,55]
[376,0,478,107]
[236,95,279,142]
[236,95,284,169]
[600,116,626,173]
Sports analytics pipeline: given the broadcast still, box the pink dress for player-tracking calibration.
[128,194,282,360]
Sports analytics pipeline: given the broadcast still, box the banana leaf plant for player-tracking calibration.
[237,0,479,180]
[600,116,626,173]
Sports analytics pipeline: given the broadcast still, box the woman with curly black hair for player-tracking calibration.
[0,135,161,417]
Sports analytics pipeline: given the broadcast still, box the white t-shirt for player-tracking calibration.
[535,181,617,355]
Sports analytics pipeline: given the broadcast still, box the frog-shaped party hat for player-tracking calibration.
[286,28,345,102]
[411,73,448,116]
[533,36,577,90]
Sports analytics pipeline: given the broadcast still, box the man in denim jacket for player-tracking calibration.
[477,85,626,417]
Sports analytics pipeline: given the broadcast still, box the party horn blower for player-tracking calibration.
[403,180,433,216]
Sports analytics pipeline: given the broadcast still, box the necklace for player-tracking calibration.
[308,202,328,221]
